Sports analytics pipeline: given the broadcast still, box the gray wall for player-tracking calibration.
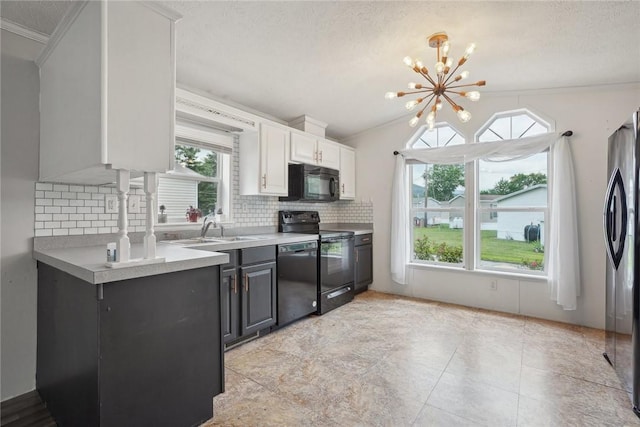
[1,30,43,400]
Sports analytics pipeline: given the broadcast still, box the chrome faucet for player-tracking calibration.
[201,214,216,238]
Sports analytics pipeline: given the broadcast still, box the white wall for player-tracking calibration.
[343,84,640,329]
[1,31,44,400]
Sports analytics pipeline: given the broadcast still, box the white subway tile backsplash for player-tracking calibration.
[69,200,84,207]
[98,227,111,234]
[77,220,91,228]
[35,191,44,198]
[69,214,83,220]
[53,199,69,206]
[53,229,69,236]
[35,222,44,229]
[35,229,53,237]
[36,213,52,221]
[98,187,113,194]
[91,220,105,227]
[52,214,68,221]
[84,227,98,234]
[44,221,61,229]
[77,193,91,200]
[35,206,44,214]
[85,200,98,207]
[85,187,98,193]
[45,191,61,199]
[36,183,53,191]
[36,199,52,206]
[53,184,69,192]
[69,185,84,192]
[61,207,76,214]
[61,221,76,228]
[92,193,104,200]
[69,228,84,235]
[44,206,61,214]
[61,192,76,199]
[77,207,91,214]
[84,214,98,221]
[91,207,102,214]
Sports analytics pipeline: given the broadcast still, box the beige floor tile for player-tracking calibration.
[412,405,483,427]
[427,372,519,426]
[203,291,640,427]
[519,365,640,426]
[517,395,620,427]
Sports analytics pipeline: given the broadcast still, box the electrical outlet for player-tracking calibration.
[490,280,498,291]
[105,195,118,213]
[128,195,141,213]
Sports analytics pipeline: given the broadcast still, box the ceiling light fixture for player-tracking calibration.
[386,32,486,129]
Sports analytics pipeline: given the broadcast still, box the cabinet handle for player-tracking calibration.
[319,150,323,162]
[362,237,370,243]
[262,174,267,188]
[342,183,345,194]
[356,250,359,263]
[233,273,238,294]
[244,273,249,293]
[314,151,318,162]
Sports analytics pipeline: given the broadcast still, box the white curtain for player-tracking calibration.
[391,154,409,284]
[547,136,580,310]
[390,132,580,310]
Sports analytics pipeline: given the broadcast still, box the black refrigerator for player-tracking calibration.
[604,109,640,416]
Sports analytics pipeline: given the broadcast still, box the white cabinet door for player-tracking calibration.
[259,123,289,195]
[340,146,356,200]
[318,140,341,170]
[290,132,318,164]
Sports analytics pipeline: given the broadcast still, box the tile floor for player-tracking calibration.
[204,291,640,426]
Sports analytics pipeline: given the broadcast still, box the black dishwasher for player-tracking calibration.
[276,241,319,327]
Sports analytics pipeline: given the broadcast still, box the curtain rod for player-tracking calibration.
[393,130,574,155]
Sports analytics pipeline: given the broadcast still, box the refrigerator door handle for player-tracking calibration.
[603,168,627,270]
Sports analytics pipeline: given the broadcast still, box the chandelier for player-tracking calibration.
[385,32,486,129]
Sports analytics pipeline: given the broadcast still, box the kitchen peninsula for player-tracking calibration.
[32,233,315,426]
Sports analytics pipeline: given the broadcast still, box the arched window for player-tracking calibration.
[475,109,551,272]
[408,124,466,265]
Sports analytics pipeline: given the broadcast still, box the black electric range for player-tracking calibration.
[278,211,355,314]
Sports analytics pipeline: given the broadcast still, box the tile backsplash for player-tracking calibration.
[33,137,372,236]
[34,183,147,237]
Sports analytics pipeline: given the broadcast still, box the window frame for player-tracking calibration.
[406,109,554,277]
[155,141,232,228]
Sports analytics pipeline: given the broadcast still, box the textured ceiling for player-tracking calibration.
[3,1,640,140]
[1,1,72,36]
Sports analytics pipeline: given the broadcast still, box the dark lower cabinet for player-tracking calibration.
[355,234,373,293]
[241,262,277,335]
[36,262,224,427]
[220,246,277,346]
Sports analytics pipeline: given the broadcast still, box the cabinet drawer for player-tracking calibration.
[240,246,276,265]
[355,234,373,246]
[220,250,238,270]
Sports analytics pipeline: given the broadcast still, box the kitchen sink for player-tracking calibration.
[167,235,271,245]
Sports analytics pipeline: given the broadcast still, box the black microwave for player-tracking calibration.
[279,164,340,202]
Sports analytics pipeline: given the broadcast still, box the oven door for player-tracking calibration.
[304,167,339,201]
[319,236,355,293]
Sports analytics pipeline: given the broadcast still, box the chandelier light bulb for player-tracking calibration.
[435,99,443,110]
[457,109,472,123]
[463,43,476,59]
[405,100,419,110]
[445,58,453,68]
[409,116,420,127]
[403,56,414,67]
[385,91,397,99]
[435,61,445,74]
[426,111,436,123]
[460,70,470,79]
[428,121,435,131]
[465,91,481,101]
[415,60,424,69]
[442,41,450,56]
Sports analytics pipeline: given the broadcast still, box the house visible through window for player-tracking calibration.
[408,109,551,274]
[157,142,231,224]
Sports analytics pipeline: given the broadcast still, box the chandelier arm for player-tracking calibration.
[416,93,437,118]
[441,93,462,110]
[418,70,437,86]
[442,63,463,86]
[404,89,435,95]
[445,82,483,90]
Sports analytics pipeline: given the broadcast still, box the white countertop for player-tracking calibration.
[33,233,318,285]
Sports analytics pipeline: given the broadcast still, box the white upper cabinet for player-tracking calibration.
[239,122,289,196]
[290,132,341,170]
[37,1,180,185]
[290,132,317,164]
[340,146,356,200]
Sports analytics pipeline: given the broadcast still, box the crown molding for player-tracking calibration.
[0,18,49,44]
[35,1,88,67]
